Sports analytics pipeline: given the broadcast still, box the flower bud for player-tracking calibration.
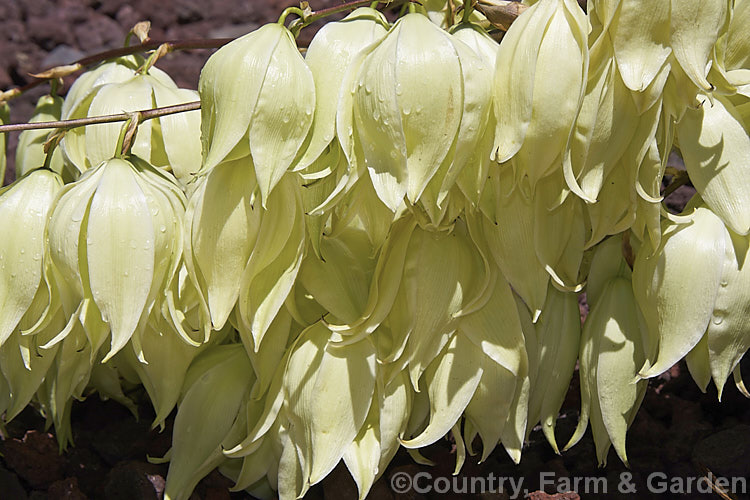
[199,23,315,203]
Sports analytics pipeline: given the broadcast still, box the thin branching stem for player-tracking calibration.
[0,101,200,134]
[0,38,233,103]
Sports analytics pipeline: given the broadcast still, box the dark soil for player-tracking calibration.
[2,1,747,500]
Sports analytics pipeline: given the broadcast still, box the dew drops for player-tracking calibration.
[712,309,727,325]
[159,225,167,233]
[720,280,728,287]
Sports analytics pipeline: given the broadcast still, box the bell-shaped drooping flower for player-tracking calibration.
[184,160,305,348]
[163,344,255,500]
[343,12,492,220]
[118,311,206,429]
[224,321,380,500]
[0,169,64,346]
[476,166,549,319]
[676,95,750,235]
[492,0,588,188]
[519,284,580,453]
[565,267,648,466]
[0,170,65,423]
[400,274,529,466]
[329,216,495,388]
[451,22,500,207]
[297,7,388,170]
[61,55,177,118]
[632,203,728,379]
[563,38,640,204]
[15,94,65,177]
[596,0,671,93]
[45,156,185,362]
[199,23,315,203]
[341,369,412,500]
[280,323,376,495]
[0,308,65,424]
[637,197,750,398]
[36,324,93,449]
[62,63,201,185]
[670,0,729,91]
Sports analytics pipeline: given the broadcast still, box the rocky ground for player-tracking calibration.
[2,1,748,499]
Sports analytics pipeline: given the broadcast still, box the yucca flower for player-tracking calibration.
[565,236,647,466]
[163,344,255,500]
[492,0,588,189]
[198,23,315,203]
[676,94,750,235]
[0,169,65,424]
[15,94,65,177]
[43,156,185,362]
[61,59,201,185]
[635,199,750,398]
[0,169,63,346]
[400,275,529,466]
[298,7,389,170]
[520,284,580,453]
[183,161,305,348]
[341,12,492,223]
